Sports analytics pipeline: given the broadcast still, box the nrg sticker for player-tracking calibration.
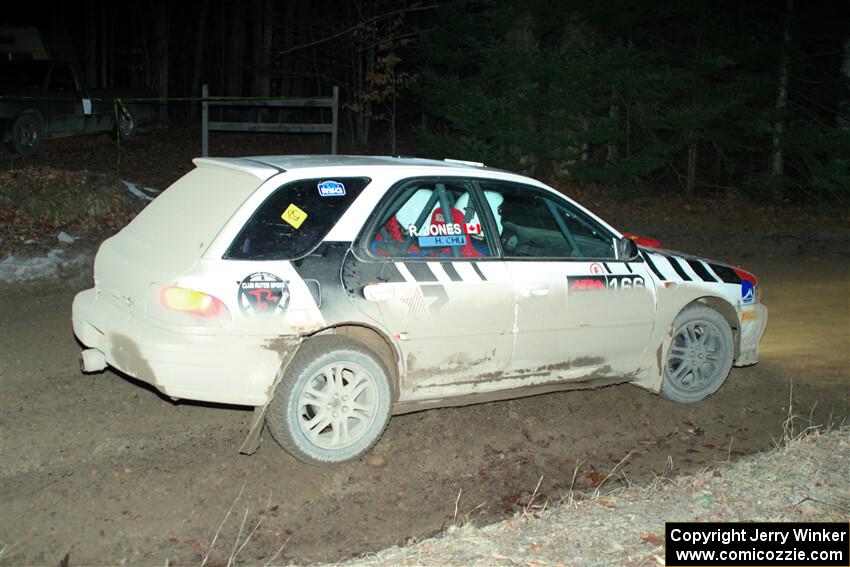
[318,180,346,197]
[238,272,290,315]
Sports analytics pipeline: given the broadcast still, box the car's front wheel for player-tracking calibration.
[661,304,734,403]
[265,336,392,464]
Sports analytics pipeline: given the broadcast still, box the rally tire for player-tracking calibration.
[265,335,392,465]
[661,304,734,404]
[9,112,44,155]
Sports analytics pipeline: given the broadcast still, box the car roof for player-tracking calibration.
[193,155,508,177]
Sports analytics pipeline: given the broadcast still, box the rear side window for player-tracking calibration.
[226,177,370,260]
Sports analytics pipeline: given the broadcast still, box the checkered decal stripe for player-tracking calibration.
[642,251,727,284]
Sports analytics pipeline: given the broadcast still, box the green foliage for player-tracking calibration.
[413,0,850,201]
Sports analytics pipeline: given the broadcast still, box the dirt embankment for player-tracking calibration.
[336,427,850,566]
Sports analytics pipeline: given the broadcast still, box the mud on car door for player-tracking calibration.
[477,180,656,380]
[350,178,516,397]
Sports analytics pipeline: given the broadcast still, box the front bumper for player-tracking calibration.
[735,303,768,367]
[72,288,289,406]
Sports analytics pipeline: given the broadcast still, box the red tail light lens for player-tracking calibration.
[160,287,226,318]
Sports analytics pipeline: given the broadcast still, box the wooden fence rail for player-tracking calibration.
[201,84,338,156]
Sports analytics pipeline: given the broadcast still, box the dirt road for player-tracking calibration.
[1,234,847,565]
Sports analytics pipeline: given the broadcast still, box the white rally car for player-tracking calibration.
[72,156,768,464]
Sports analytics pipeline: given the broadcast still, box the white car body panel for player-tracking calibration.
[72,155,768,415]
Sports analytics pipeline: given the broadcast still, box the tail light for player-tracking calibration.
[147,285,232,327]
[161,287,225,317]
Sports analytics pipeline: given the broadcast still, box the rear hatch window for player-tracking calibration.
[93,164,266,315]
[225,177,370,260]
[125,165,262,253]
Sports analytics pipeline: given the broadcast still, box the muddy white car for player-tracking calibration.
[73,156,768,464]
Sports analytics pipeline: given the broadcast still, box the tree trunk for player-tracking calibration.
[770,0,792,201]
[686,141,698,197]
[153,0,169,123]
[607,85,619,163]
[259,0,273,97]
[252,0,273,121]
[100,0,108,88]
[354,48,373,146]
[281,1,296,98]
[226,1,245,97]
[390,65,397,154]
[85,0,97,88]
[190,0,208,118]
[838,37,850,131]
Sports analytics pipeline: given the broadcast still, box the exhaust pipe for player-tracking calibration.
[80,349,107,373]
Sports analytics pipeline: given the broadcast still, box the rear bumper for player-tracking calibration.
[735,303,768,367]
[72,288,292,406]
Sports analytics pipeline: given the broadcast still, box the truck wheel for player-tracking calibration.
[10,112,43,155]
[265,336,392,465]
[115,107,137,142]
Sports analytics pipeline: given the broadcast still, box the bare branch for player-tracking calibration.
[273,3,448,56]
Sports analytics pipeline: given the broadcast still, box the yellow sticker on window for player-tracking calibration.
[281,203,308,229]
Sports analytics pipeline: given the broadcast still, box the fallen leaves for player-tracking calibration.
[184,538,205,553]
[640,533,665,547]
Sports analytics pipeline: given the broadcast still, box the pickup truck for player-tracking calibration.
[0,60,152,155]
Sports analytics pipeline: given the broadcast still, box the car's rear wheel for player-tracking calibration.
[10,112,43,155]
[265,336,392,464]
[661,305,734,403]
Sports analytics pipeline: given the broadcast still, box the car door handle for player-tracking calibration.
[363,284,396,302]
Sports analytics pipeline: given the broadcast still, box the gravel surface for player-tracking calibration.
[337,427,849,567]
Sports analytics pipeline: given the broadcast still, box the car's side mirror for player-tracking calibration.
[617,237,640,260]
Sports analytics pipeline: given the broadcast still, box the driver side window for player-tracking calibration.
[479,181,616,259]
[368,180,493,259]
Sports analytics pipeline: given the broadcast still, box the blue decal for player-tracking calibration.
[418,235,467,247]
[318,180,346,197]
[741,280,754,303]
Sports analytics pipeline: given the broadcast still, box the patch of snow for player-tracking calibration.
[0,248,94,283]
[57,231,76,244]
[121,180,160,201]
[0,249,66,281]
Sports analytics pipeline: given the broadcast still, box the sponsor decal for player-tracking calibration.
[238,272,290,315]
[589,262,604,275]
[317,180,346,197]
[281,203,308,229]
[569,277,606,290]
[418,235,467,247]
[568,274,646,292]
[741,279,755,303]
[407,223,482,237]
